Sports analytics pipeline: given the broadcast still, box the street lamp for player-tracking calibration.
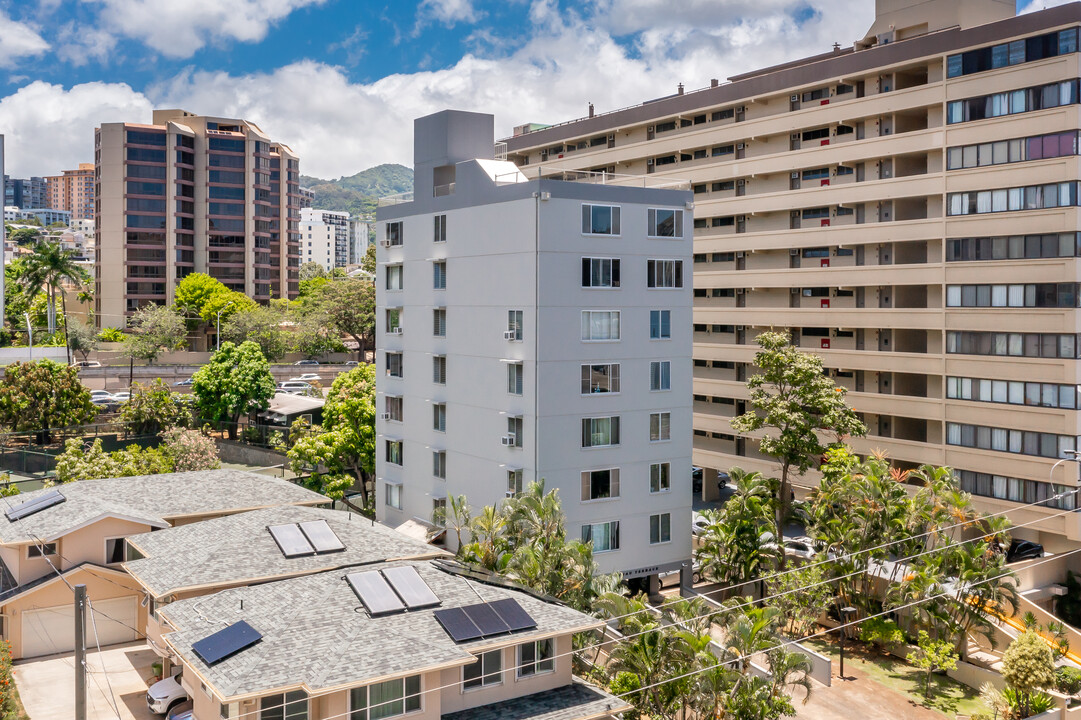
[839,606,857,680]
[215,301,235,352]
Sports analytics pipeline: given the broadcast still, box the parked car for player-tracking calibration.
[294,359,320,366]
[71,360,101,368]
[691,511,711,536]
[173,377,193,386]
[89,390,114,401]
[659,563,703,587]
[783,537,818,562]
[1006,538,1044,563]
[277,381,316,395]
[344,360,359,366]
[165,701,193,720]
[290,373,321,382]
[110,391,131,402]
[147,668,188,715]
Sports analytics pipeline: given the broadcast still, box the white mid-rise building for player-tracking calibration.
[375,110,694,587]
[302,207,349,268]
[300,216,335,271]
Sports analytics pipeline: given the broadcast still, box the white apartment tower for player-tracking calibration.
[375,110,693,584]
[301,207,350,267]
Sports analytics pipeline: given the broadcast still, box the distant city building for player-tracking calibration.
[300,214,335,271]
[301,207,349,267]
[9,208,70,226]
[4,176,46,209]
[45,163,95,221]
[94,109,302,327]
[298,186,314,208]
[349,216,371,264]
[0,136,5,330]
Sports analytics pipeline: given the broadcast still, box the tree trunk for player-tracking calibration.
[60,290,71,366]
[776,462,791,569]
[47,286,56,335]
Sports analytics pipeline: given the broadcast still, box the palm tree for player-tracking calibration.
[21,240,89,363]
[695,468,777,597]
[432,494,471,550]
[765,647,813,706]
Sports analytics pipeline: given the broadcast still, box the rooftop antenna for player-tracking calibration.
[833,42,841,51]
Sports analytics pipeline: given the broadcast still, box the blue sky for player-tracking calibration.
[0,0,1061,178]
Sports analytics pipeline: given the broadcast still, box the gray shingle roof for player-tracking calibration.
[0,470,327,545]
[124,505,445,598]
[441,681,630,720]
[160,561,602,700]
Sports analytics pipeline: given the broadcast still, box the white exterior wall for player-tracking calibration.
[376,178,692,578]
[301,219,335,271]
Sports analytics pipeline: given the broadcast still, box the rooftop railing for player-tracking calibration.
[377,191,414,207]
[507,167,690,191]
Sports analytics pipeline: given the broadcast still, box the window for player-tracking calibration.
[105,538,125,565]
[507,469,524,496]
[385,396,403,422]
[350,676,421,720]
[650,513,672,544]
[384,482,403,510]
[386,352,403,378]
[581,468,620,501]
[650,361,671,391]
[581,258,620,288]
[385,440,403,465]
[386,221,403,247]
[386,265,403,290]
[946,79,1080,125]
[463,650,502,690]
[582,204,621,235]
[947,182,1080,215]
[385,308,401,333]
[433,356,446,384]
[582,416,620,448]
[507,310,523,341]
[581,522,620,552]
[581,311,620,341]
[650,310,671,339]
[649,412,671,442]
[433,451,446,479]
[433,261,446,289]
[946,283,1079,308]
[650,462,671,493]
[581,363,620,394]
[261,690,308,720]
[647,259,683,288]
[947,28,1080,78]
[507,416,523,448]
[433,403,446,432]
[946,421,1076,459]
[648,208,683,238]
[508,363,523,395]
[433,308,446,337]
[27,542,57,558]
[433,214,446,242]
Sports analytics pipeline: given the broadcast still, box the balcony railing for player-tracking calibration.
[378,191,414,207]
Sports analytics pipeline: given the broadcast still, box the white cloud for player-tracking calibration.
[417,0,483,28]
[55,23,118,67]
[0,10,50,67]
[84,0,328,58]
[0,80,152,176]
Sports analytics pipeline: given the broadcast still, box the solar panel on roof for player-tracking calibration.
[382,566,440,610]
[488,598,537,632]
[347,571,405,616]
[192,620,262,666]
[268,524,315,558]
[433,606,484,642]
[298,519,345,554]
[463,602,511,636]
[4,489,65,521]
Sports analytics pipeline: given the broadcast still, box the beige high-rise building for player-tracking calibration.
[45,163,95,222]
[502,0,1081,549]
[94,110,302,328]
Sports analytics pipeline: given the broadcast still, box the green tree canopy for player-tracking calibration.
[361,243,376,274]
[174,273,230,322]
[1002,631,1057,717]
[298,262,327,283]
[288,363,375,503]
[124,305,187,363]
[66,320,99,362]
[313,278,374,358]
[117,379,194,434]
[191,341,276,437]
[221,305,290,361]
[7,227,41,245]
[0,360,97,440]
[730,331,866,565]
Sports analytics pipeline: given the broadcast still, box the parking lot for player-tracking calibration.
[15,642,156,720]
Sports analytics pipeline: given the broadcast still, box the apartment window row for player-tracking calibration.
[462,641,555,690]
[582,309,674,341]
[581,513,671,551]
[582,204,684,238]
[946,422,1077,459]
[946,331,1080,359]
[694,288,736,298]
[946,78,1078,124]
[946,233,1081,262]
[348,674,421,720]
[946,182,1080,216]
[947,131,1079,170]
[946,376,1078,410]
[947,27,1078,78]
[955,470,1076,511]
[579,413,670,446]
[946,283,1081,308]
[693,253,737,264]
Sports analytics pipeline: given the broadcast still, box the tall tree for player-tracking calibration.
[0,360,97,442]
[66,320,99,362]
[174,272,230,322]
[315,278,375,360]
[730,331,866,566]
[21,239,89,361]
[191,341,276,439]
[124,305,187,364]
[695,468,778,595]
[221,305,290,361]
[288,363,376,504]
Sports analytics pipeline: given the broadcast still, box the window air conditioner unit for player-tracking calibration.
[791,95,799,102]
[390,327,403,335]
[736,215,746,222]
[736,288,745,295]
[380,413,392,420]
[735,251,745,258]
[736,325,745,331]
[647,126,655,132]
[736,179,745,186]
[791,172,799,179]
[503,330,517,340]
[381,240,392,248]
[646,158,654,166]
[736,143,745,150]
[790,287,800,294]
[505,490,516,498]
[790,248,799,255]
[501,435,517,446]
[735,106,745,113]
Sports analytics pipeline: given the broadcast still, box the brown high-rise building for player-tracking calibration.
[94,110,301,328]
[503,0,1081,548]
[45,163,95,222]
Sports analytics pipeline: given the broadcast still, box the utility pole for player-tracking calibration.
[74,584,87,720]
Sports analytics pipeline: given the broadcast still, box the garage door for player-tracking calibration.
[21,596,138,659]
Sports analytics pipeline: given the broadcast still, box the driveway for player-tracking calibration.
[15,641,156,720]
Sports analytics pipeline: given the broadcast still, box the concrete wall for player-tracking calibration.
[0,347,68,365]
[215,440,288,469]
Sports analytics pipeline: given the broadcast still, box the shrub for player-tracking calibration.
[163,428,220,472]
[860,617,905,652]
[1057,666,1081,698]
[910,630,959,700]
[97,327,124,343]
[1002,631,1056,718]
[608,671,641,720]
[117,379,194,434]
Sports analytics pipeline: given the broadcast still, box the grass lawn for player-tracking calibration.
[805,638,984,719]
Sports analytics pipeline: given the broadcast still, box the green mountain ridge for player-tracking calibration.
[300,163,413,217]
